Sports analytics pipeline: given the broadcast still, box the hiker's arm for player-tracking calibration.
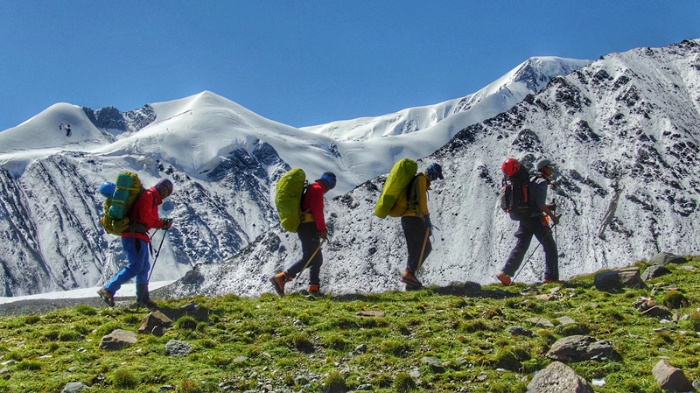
[418,175,429,216]
[308,186,327,233]
[539,204,559,225]
[136,192,163,229]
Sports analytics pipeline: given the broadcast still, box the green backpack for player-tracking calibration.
[100,172,144,235]
[275,168,307,232]
[375,158,418,219]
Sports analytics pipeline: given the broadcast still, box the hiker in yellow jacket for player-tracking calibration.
[400,163,443,290]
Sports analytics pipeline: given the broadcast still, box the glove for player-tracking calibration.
[551,215,560,226]
[318,231,328,240]
[162,218,173,230]
[424,214,432,229]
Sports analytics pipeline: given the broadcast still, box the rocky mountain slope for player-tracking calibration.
[165,39,700,299]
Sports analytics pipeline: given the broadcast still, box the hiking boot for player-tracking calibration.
[405,282,423,291]
[138,299,159,311]
[543,278,563,284]
[269,272,290,296]
[400,270,422,287]
[496,272,512,286]
[97,287,115,307]
[308,284,321,297]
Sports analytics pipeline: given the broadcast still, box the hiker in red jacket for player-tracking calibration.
[98,179,174,310]
[270,172,336,296]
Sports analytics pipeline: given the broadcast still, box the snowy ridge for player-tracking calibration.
[0,54,589,297]
[163,39,700,299]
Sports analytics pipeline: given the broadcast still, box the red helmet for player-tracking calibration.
[501,158,521,177]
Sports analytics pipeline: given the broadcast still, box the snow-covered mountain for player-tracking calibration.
[3,38,696,299]
[164,39,700,299]
[0,54,587,297]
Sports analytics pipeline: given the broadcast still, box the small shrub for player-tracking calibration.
[209,314,220,324]
[688,312,700,331]
[44,330,60,340]
[15,361,41,371]
[662,290,689,309]
[493,350,521,371]
[75,305,98,316]
[459,320,489,333]
[371,373,393,388]
[175,316,198,330]
[323,335,350,351]
[122,314,141,324]
[111,368,139,389]
[560,324,590,336]
[293,334,314,353]
[380,339,412,357]
[324,371,347,392]
[196,322,208,332]
[23,315,41,324]
[58,330,82,341]
[393,372,416,393]
[181,379,203,393]
[200,339,217,349]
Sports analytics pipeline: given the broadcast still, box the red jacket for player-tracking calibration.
[301,181,327,232]
[122,187,167,242]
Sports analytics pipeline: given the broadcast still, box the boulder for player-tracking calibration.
[652,359,694,392]
[527,361,594,392]
[594,268,645,291]
[99,329,137,350]
[650,252,686,266]
[546,335,619,362]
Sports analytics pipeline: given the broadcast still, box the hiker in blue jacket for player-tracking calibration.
[497,158,559,285]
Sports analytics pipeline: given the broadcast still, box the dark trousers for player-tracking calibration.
[502,216,559,280]
[286,222,323,285]
[401,216,432,273]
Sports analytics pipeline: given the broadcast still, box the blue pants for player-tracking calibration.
[105,238,150,295]
[285,222,323,285]
[502,216,559,281]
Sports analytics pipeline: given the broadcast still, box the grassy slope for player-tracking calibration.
[0,258,699,393]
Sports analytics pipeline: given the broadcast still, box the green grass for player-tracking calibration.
[0,258,699,392]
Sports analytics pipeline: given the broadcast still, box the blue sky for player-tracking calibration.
[1,1,699,132]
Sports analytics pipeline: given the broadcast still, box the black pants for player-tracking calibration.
[286,222,323,285]
[401,216,432,273]
[502,216,558,280]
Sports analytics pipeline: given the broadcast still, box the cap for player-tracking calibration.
[536,158,553,171]
[318,172,336,190]
[426,163,444,181]
[155,178,173,198]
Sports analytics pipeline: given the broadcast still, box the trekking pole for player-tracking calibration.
[512,242,541,282]
[416,227,431,271]
[147,229,168,282]
[301,238,326,273]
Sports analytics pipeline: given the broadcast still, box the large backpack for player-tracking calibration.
[375,158,418,219]
[100,172,144,235]
[499,162,536,221]
[275,168,307,232]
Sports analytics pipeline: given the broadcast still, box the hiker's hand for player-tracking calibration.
[318,231,328,240]
[424,214,432,229]
[551,215,560,226]
[162,218,173,230]
[547,202,556,211]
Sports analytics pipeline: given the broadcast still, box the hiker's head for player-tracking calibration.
[155,178,174,199]
[536,158,555,178]
[99,182,116,198]
[426,163,444,181]
[318,172,336,191]
[501,158,520,177]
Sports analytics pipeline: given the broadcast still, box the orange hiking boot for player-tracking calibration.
[308,284,320,296]
[97,287,115,307]
[496,272,512,286]
[400,270,422,288]
[269,272,291,296]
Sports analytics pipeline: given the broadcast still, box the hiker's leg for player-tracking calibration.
[401,216,424,272]
[106,238,148,295]
[534,221,559,280]
[286,223,320,279]
[502,220,535,277]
